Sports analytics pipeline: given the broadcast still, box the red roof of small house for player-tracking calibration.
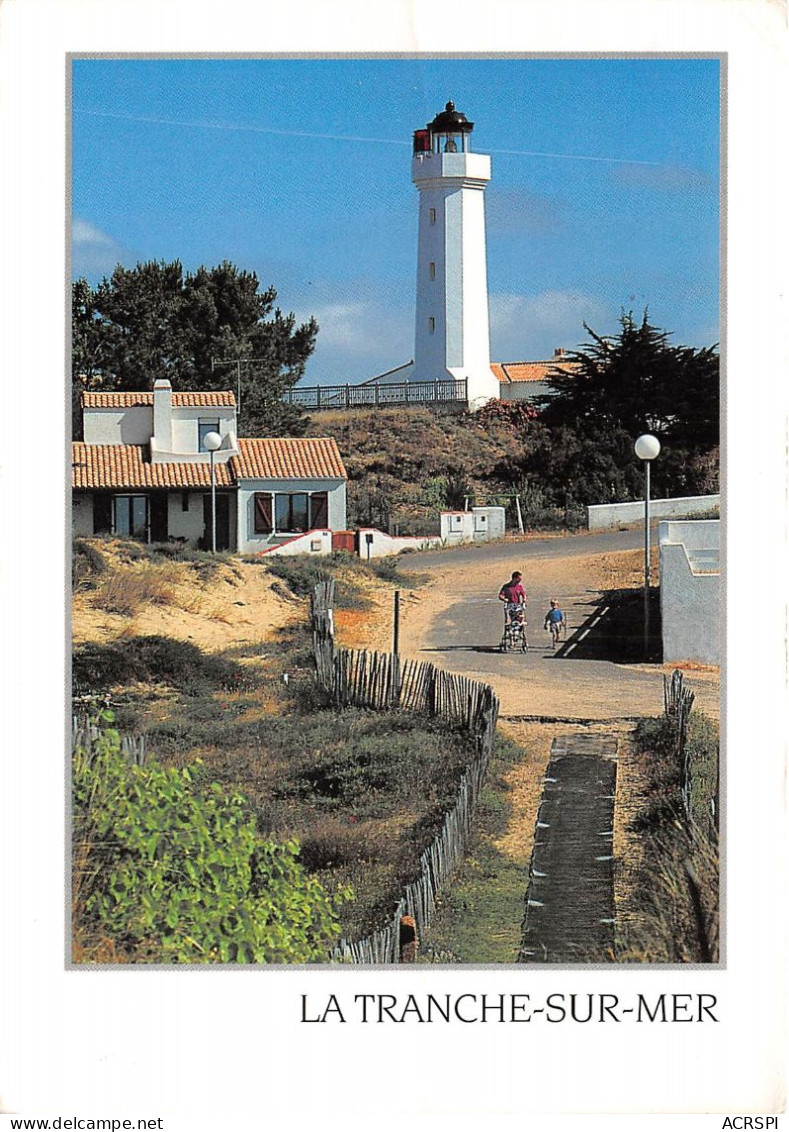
[81,391,236,408]
[493,360,579,384]
[71,444,235,489]
[71,436,347,490]
[231,437,347,481]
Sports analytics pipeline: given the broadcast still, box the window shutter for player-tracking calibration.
[311,492,328,529]
[254,493,273,533]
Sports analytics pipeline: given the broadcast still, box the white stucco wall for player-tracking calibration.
[166,492,208,544]
[256,529,333,557]
[169,408,237,455]
[659,520,721,665]
[72,493,93,535]
[439,507,505,543]
[236,479,347,555]
[357,528,442,558]
[500,380,553,403]
[588,494,720,530]
[83,407,153,445]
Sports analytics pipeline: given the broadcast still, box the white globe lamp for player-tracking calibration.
[634,433,661,655]
[204,432,222,552]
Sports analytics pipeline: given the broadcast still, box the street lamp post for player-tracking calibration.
[634,433,661,656]
[204,431,222,553]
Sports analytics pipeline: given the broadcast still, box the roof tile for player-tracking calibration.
[82,391,236,408]
[232,437,347,481]
[71,436,347,489]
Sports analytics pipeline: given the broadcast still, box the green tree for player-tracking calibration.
[71,260,318,438]
[73,715,349,963]
[541,312,719,437]
[537,312,719,500]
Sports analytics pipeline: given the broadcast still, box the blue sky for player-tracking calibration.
[72,57,720,385]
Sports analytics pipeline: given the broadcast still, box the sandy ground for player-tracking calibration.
[72,551,300,651]
[350,547,720,722]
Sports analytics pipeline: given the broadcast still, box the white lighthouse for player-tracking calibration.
[410,102,499,410]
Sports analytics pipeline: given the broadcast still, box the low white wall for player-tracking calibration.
[588,494,720,530]
[254,530,333,557]
[659,520,721,665]
[357,528,442,558]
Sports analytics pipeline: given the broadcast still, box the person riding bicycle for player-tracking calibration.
[543,599,565,648]
[498,571,526,625]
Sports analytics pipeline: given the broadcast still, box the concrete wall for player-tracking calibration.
[499,380,552,403]
[83,407,153,445]
[83,403,237,459]
[357,528,442,558]
[254,529,333,557]
[236,479,347,555]
[659,520,721,665]
[588,494,720,530]
[440,507,505,543]
[166,492,208,544]
[72,493,93,535]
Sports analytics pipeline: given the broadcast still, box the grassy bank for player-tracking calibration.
[72,542,468,951]
[616,712,719,963]
[416,733,531,964]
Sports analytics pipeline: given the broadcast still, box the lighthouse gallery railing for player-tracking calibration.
[284,378,468,411]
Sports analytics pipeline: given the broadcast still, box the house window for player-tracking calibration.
[181,490,189,512]
[428,317,435,334]
[276,492,308,533]
[253,491,329,534]
[113,495,148,539]
[429,262,436,280]
[429,208,436,224]
[198,420,220,452]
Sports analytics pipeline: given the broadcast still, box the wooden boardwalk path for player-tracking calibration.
[519,732,618,963]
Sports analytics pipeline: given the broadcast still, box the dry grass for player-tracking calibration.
[93,563,181,617]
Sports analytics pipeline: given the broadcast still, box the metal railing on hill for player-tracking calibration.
[309,583,499,963]
[285,377,468,411]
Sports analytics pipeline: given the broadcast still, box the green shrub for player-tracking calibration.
[73,714,350,963]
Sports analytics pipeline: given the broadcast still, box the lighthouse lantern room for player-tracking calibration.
[411,102,499,410]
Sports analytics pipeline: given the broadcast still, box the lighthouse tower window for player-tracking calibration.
[429,208,436,224]
[429,262,436,281]
[428,317,435,334]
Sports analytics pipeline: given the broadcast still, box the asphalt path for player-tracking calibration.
[409,525,646,570]
[399,526,720,721]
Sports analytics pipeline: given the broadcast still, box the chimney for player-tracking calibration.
[152,379,173,454]
[554,347,567,358]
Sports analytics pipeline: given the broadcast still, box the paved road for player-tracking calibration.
[409,525,646,569]
[398,528,720,721]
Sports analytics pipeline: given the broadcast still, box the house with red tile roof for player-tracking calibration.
[72,379,348,553]
[493,350,579,402]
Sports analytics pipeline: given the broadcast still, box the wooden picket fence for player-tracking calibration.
[72,716,147,766]
[309,584,499,963]
[311,578,336,691]
[663,668,698,822]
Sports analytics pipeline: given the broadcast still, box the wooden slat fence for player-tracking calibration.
[311,579,336,692]
[72,717,147,766]
[309,584,499,963]
[663,668,697,821]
